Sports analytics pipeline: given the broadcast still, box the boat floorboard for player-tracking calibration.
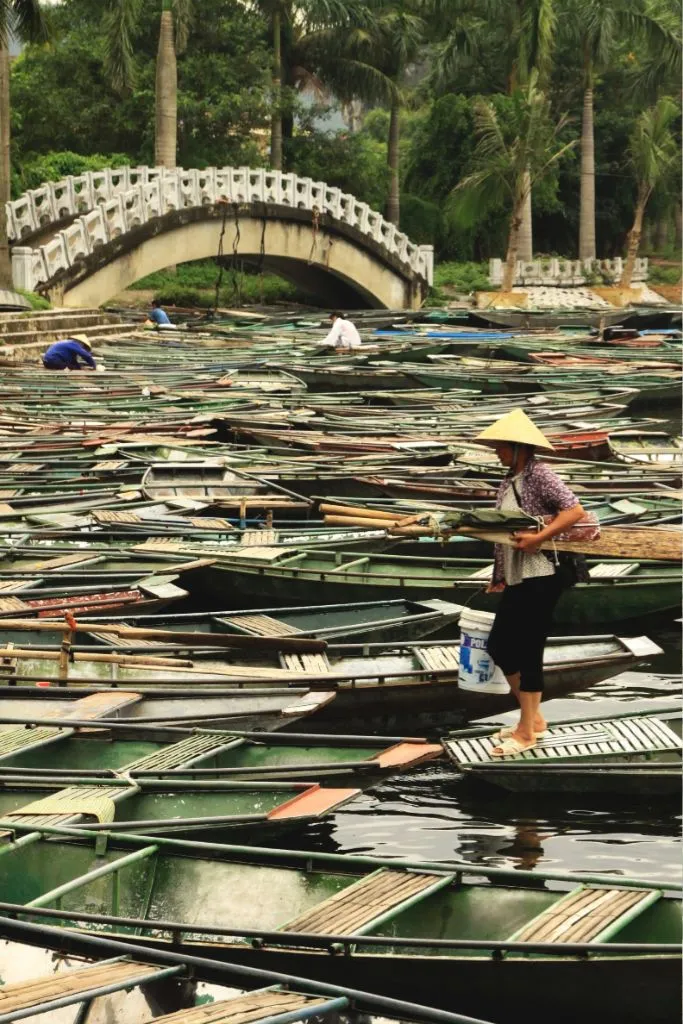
[281,867,453,935]
[0,960,161,1014]
[446,716,682,765]
[510,885,660,943]
[151,989,340,1024]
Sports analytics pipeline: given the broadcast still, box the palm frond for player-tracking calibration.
[0,0,47,46]
[103,0,142,93]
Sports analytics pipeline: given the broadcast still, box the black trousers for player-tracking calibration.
[486,574,564,693]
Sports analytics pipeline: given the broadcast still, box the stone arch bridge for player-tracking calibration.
[8,166,433,310]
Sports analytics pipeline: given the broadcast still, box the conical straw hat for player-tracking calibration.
[475,408,554,451]
[71,335,92,350]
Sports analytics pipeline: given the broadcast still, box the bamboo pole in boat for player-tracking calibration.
[0,619,328,653]
[322,509,682,560]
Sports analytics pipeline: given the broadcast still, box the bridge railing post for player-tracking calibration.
[11,246,38,292]
[418,245,434,286]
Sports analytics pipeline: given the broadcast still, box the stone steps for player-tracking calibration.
[0,312,137,362]
[0,309,124,335]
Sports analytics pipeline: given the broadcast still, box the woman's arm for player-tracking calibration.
[514,503,585,554]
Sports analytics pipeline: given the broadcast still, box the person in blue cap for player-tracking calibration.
[42,335,96,371]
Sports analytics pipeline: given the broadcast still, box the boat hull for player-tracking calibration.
[90,934,681,1024]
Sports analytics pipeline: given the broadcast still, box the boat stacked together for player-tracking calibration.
[0,305,679,1024]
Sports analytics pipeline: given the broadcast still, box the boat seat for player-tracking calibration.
[149,988,346,1024]
[240,529,279,546]
[122,731,238,773]
[588,562,640,578]
[0,595,30,611]
[217,613,302,638]
[280,867,454,936]
[279,651,331,674]
[0,961,165,1016]
[92,510,144,524]
[508,885,661,944]
[414,645,460,672]
[0,692,141,763]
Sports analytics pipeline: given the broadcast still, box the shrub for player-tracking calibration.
[16,289,51,310]
[433,261,491,292]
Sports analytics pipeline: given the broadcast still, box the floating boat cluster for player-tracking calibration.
[0,305,679,1024]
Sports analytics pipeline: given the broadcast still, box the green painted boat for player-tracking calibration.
[0,830,678,1024]
[185,549,682,625]
[0,777,362,840]
[0,716,441,780]
[0,632,662,729]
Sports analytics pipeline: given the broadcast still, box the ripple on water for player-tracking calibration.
[281,668,682,884]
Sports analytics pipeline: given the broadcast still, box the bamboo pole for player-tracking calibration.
[322,512,682,560]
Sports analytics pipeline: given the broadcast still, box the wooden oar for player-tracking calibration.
[0,618,328,653]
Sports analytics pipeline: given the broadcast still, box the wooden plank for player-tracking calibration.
[150,990,336,1024]
[220,614,302,638]
[281,868,452,936]
[511,886,657,944]
[0,961,158,1013]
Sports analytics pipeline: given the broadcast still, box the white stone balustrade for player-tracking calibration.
[8,165,432,293]
[489,257,648,287]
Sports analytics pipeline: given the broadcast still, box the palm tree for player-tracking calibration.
[433,0,557,259]
[313,0,426,225]
[569,0,681,262]
[451,73,577,291]
[252,0,378,173]
[621,96,678,288]
[105,0,192,170]
[0,0,46,289]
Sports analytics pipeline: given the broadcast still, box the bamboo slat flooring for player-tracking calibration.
[512,886,657,943]
[281,868,449,935]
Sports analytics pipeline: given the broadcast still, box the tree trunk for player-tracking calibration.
[579,78,596,261]
[155,3,177,169]
[654,215,669,252]
[502,201,523,291]
[0,37,12,289]
[675,203,682,251]
[622,190,650,289]
[517,168,532,261]
[386,97,400,226]
[270,7,283,171]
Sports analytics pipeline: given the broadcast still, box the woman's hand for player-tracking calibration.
[513,531,543,554]
[486,581,506,593]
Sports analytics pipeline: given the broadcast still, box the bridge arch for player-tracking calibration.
[8,166,433,309]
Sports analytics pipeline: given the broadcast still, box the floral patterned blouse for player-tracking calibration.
[491,458,580,585]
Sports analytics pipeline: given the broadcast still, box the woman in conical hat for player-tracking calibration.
[474,409,585,757]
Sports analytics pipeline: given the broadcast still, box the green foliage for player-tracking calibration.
[648,263,681,285]
[15,288,51,310]
[11,151,131,199]
[10,0,271,169]
[433,261,491,292]
[130,260,299,306]
[286,118,389,209]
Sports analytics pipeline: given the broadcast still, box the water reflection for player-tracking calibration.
[283,670,682,884]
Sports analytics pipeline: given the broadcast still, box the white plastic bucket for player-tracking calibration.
[458,608,509,694]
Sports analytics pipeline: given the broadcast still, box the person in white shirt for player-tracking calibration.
[319,311,362,349]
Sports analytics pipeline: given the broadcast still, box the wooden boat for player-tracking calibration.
[0,684,335,732]
[0,628,662,728]
[0,830,677,1024]
[0,959,360,1024]
[0,775,362,840]
[0,597,464,645]
[445,710,682,796]
[0,574,190,618]
[184,549,682,625]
